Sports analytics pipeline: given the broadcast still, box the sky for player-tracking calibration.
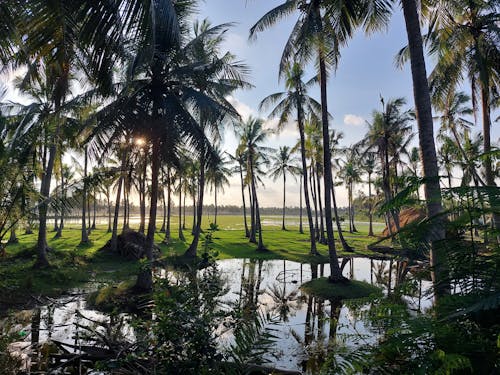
[3,1,498,208]
[196,0,498,207]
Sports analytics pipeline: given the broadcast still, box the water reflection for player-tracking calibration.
[6,257,432,374]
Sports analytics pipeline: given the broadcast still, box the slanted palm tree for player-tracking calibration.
[259,63,321,255]
[269,146,300,231]
[235,117,270,251]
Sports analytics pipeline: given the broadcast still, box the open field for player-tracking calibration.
[0,215,388,310]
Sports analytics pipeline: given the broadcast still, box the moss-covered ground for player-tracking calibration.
[0,215,390,312]
[301,278,383,300]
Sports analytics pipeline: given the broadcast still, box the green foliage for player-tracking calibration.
[153,261,228,373]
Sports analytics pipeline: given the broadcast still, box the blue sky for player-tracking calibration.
[196,0,498,207]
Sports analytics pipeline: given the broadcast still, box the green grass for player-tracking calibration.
[301,278,383,300]
[0,215,390,311]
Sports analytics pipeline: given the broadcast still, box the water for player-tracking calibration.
[5,258,432,373]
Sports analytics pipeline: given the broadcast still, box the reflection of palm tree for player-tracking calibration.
[266,284,300,322]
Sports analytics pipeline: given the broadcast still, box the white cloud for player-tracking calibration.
[226,95,256,121]
[343,114,365,127]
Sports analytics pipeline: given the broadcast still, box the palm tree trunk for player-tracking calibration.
[251,161,265,251]
[368,172,374,237]
[297,105,317,254]
[81,146,89,244]
[160,187,167,233]
[315,30,343,281]
[299,174,304,234]
[92,191,96,229]
[191,194,196,235]
[480,85,500,232]
[402,0,450,298]
[331,178,353,251]
[165,170,172,243]
[55,155,64,238]
[136,135,160,292]
[179,181,185,241]
[214,186,218,225]
[282,173,286,230]
[139,153,147,233]
[111,149,127,253]
[239,163,249,237]
[249,177,256,244]
[183,192,186,230]
[310,165,320,240]
[106,188,112,233]
[186,153,205,257]
[315,164,326,244]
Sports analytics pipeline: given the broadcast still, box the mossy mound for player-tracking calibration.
[87,281,135,311]
[301,278,382,300]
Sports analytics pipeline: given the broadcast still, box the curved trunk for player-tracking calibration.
[297,105,317,254]
[160,187,166,233]
[402,0,450,298]
[249,178,256,243]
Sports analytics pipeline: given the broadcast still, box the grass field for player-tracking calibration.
[0,215,388,310]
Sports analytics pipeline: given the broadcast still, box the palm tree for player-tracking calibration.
[235,117,270,251]
[184,19,249,258]
[206,146,231,226]
[227,150,250,237]
[259,63,321,255]
[269,146,300,231]
[338,147,362,233]
[361,97,413,235]
[363,152,377,236]
[401,0,451,297]
[428,0,498,204]
[250,0,388,281]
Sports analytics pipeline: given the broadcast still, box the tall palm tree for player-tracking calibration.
[269,146,300,230]
[401,0,451,297]
[260,63,321,255]
[251,0,390,281]
[184,19,249,258]
[235,117,270,251]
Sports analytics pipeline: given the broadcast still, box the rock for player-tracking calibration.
[7,341,31,372]
[382,207,426,236]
